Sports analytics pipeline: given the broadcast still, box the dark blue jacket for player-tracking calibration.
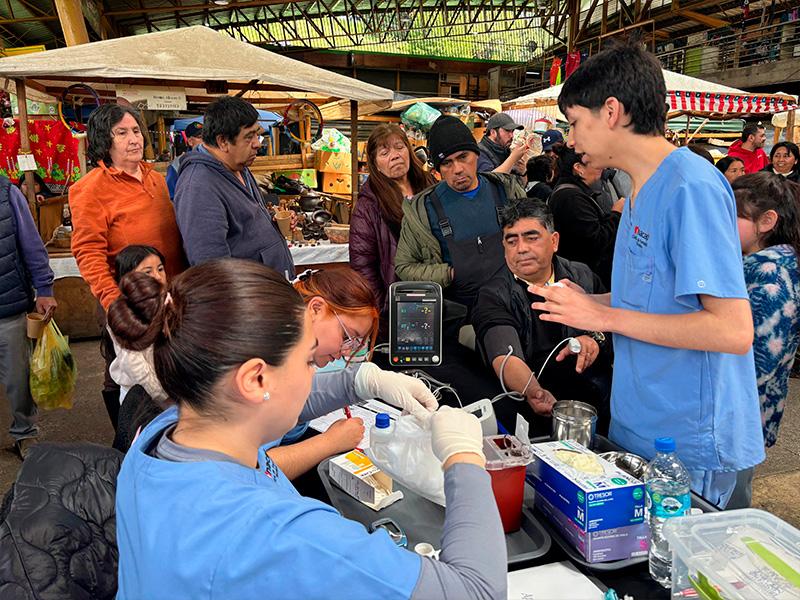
[173,147,295,278]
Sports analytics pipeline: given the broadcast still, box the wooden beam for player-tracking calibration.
[576,0,600,43]
[673,8,728,28]
[53,0,89,45]
[106,0,290,17]
[38,75,315,93]
[14,79,36,219]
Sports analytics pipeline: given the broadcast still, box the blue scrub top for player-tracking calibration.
[116,407,421,600]
[609,148,764,473]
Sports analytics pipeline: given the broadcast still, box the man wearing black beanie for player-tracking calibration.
[395,116,525,312]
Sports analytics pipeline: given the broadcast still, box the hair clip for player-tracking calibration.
[291,268,321,284]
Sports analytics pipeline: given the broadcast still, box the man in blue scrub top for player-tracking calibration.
[528,42,764,508]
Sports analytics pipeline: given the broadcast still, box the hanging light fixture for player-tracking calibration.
[212,0,230,5]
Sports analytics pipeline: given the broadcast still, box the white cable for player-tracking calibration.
[492,338,577,404]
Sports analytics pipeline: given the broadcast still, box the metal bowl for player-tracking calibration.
[598,451,648,480]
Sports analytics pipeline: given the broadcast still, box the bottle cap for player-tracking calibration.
[375,413,391,429]
[654,437,676,453]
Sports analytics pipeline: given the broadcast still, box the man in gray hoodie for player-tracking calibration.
[174,97,294,279]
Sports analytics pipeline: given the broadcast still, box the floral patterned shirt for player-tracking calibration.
[744,244,800,447]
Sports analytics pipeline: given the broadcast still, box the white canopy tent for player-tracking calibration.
[0,26,395,203]
[504,68,797,123]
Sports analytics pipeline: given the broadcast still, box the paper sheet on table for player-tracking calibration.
[308,399,401,449]
[508,561,604,600]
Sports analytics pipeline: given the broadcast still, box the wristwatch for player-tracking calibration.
[584,331,606,344]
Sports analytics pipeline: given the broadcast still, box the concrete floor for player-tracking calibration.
[1,340,799,528]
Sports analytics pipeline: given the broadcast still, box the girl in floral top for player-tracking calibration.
[733,173,800,447]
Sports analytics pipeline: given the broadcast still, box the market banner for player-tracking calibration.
[0,118,81,186]
[668,90,798,115]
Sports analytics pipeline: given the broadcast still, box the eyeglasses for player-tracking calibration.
[333,310,367,353]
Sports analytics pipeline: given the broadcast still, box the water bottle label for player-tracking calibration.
[647,490,690,518]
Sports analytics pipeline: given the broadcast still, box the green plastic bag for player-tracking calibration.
[401,102,442,131]
[29,319,77,411]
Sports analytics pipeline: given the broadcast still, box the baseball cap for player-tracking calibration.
[541,129,564,151]
[485,112,524,131]
[185,122,203,139]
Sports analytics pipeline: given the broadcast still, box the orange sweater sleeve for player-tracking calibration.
[69,180,121,311]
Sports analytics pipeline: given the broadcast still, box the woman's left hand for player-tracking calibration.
[354,363,439,419]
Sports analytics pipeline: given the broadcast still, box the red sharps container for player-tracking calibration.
[483,435,533,533]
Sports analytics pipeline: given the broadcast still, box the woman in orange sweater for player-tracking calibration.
[69,104,186,312]
[70,104,186,428]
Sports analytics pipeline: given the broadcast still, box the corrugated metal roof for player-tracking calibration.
[0,0,60,48]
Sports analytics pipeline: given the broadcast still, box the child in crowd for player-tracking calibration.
[106,245,169,407]
[733,173,800,448]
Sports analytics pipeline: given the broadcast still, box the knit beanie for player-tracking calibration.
[427,116,480,170]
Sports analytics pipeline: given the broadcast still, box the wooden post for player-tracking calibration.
[14,78,36,220]
[787,110,796,143]
[683,114,691,145]
[350,100,359,204]
[54,0,90,46]
[601,0,608,36]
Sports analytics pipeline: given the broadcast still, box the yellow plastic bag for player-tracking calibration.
[29,319,77,411]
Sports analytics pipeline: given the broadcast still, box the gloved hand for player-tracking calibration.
[354,363,438,419]
[430,406,485,467]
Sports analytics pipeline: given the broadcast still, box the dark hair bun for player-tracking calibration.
[107,271,166,351]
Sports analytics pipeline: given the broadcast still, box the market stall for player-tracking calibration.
[504,68,798,141]
[0,26,393,338]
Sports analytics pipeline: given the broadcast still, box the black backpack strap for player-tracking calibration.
[427,188,453,238]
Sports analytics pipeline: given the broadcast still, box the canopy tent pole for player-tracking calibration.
[788,110,796,143]
[351,100,359,205]
[685,117,710,145]
[14,78,37,224]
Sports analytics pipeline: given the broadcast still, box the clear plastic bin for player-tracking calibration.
[663,508,800,599]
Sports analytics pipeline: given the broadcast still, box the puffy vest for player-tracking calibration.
[0,178,34,319]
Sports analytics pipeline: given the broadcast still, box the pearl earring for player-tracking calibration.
[262,392,270,402]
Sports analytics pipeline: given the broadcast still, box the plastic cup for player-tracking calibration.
[26,312,45,339]
[275,210,292,239]
[487,464,526,533]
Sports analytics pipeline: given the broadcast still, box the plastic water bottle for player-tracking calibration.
[645,437,691,588]
[371,413,394,443]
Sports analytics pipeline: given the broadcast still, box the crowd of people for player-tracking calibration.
[1,38,800,597]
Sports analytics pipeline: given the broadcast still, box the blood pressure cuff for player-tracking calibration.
[482,325,525,364]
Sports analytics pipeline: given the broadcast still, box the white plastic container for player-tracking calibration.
[663,508,800,600]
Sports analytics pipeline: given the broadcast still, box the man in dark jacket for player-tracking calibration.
[174,97,294,278]
[549,145,624,288]
[395,116,526,312]
[472,198,610,423]
[477,112,527,175]
[0,177,56,459]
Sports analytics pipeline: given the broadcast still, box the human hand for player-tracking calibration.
[529,283,611,332]
[526,386,557,416]
[555,335,599,373]
[289,210,299,230]
[323,417,365,454]
[354,363,439,420]
[430,406,485,467]
[556,279,586,294]
[509,143,528,162]
[612,197,626,213]
[35,296,57,320]
[35,194,46,205]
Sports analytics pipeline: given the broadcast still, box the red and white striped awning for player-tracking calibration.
[668,90,798,115]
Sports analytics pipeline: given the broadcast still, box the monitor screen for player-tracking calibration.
[396,301,436,352]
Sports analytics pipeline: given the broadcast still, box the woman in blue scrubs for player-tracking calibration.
[110,259,506,600]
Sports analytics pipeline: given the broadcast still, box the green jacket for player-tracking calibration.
[394,172,526,287]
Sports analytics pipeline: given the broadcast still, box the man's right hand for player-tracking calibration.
[526,386,557,416]
[612,197,626,213]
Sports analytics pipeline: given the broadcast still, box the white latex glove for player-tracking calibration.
[353,363,439,419]
[430,406,485,466]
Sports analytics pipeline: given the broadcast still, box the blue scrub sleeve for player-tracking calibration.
[299,366,362,422]
[411,463,507,600]
[666,181,749,307]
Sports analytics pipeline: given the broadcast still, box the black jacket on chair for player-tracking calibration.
[0,442,122,600]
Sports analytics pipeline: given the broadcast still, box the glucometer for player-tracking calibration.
[389,282,443,367]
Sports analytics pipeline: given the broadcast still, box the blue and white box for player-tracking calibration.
[528,440,649,562]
